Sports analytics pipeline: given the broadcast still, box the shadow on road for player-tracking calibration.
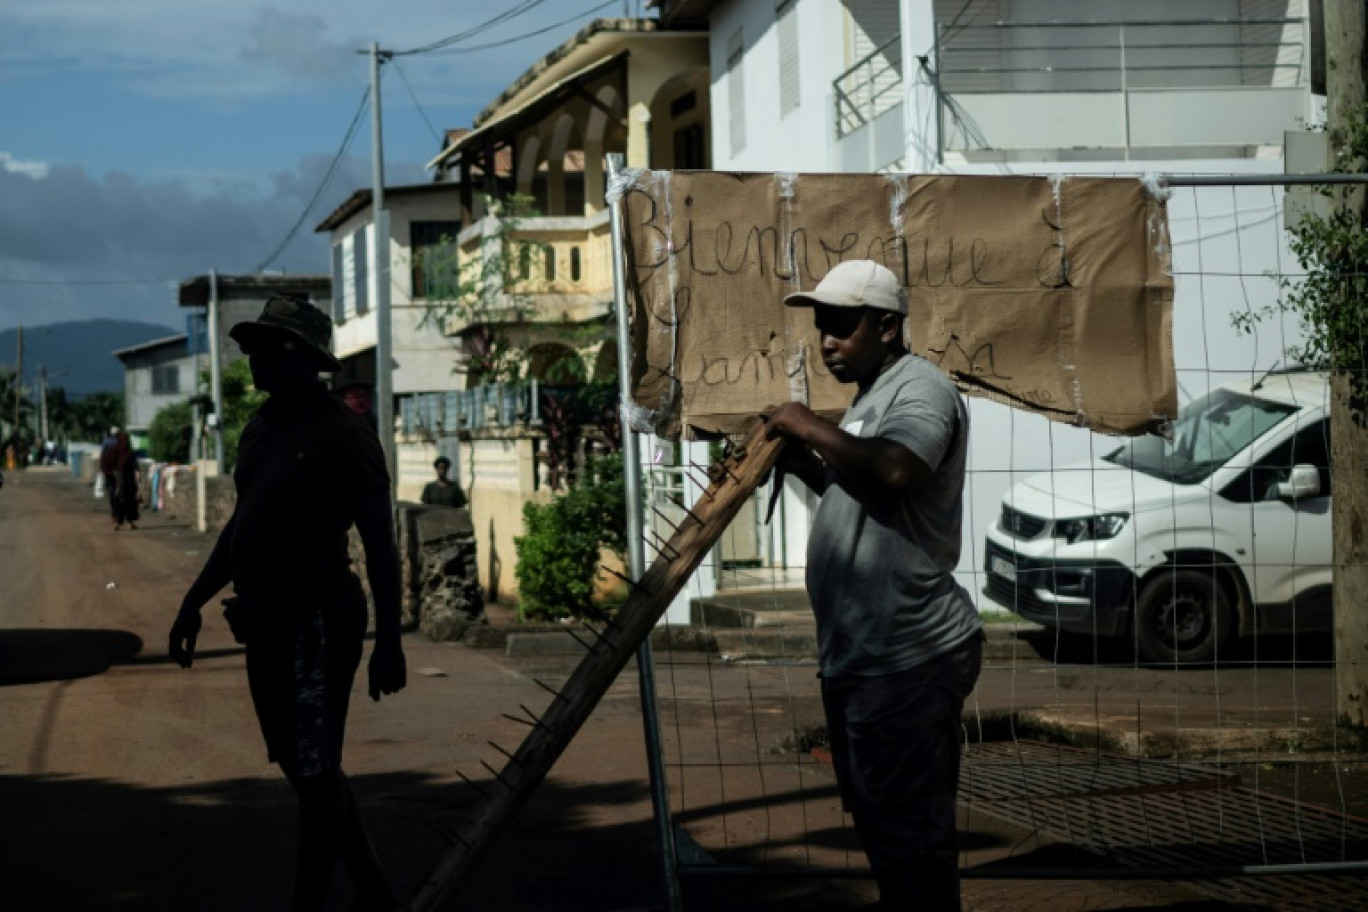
[0,767,898,911]
[0,628,144,686]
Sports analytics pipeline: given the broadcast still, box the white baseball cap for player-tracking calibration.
[782,259,907,315]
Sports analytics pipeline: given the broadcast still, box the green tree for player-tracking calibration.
[148,400,193,462]
[220,358,267,470]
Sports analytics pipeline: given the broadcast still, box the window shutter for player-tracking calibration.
[727,29,746,155]
[331,243,345,322]
[778,0,801,114]
[355,226,370,315]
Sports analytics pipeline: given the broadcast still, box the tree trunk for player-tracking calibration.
[1325,2,1368,733]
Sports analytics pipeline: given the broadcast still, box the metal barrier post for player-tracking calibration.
[607,152,684,912]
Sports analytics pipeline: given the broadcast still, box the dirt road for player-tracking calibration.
[3,467,1344,911]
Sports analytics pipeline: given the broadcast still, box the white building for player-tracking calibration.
[654,0,1319,608]
[113,334,195,452]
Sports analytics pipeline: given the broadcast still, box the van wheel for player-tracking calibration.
[1136,569,1234,665]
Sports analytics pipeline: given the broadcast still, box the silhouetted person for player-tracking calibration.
[97,425,119,501]
[168,294,407,911]
[419,456,466,509]
[109,430,140,531]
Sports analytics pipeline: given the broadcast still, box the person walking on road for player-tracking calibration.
[762,260,984,912]
[167,294,408,912]
[96,425,119,501]
[419,456,466,509]
[109,430,140,531]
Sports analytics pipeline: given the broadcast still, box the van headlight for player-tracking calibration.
[1055,513,1129,544]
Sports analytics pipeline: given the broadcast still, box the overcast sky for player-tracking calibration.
[0,0,648,335]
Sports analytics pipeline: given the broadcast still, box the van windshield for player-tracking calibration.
[1104,389,1297,484]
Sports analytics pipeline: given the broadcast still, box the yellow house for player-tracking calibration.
[423,17,710,606]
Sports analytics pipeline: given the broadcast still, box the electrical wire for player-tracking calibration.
[254,85,371,274]
[395,0,549,57]
[419,0,620,56]
[391,57,444,144]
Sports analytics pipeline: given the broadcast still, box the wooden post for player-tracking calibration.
[1324,2,1368,732]
[410,421,785,911]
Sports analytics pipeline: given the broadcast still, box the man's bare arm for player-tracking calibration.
[764,401,931,500]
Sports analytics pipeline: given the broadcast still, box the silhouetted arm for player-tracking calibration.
[168,512,236,668]
[354,490,406,701]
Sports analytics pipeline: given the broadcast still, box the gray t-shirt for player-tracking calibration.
[806,353,982,677]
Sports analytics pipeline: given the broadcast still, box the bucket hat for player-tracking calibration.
[229,293,342,371]
[782,260,908,315]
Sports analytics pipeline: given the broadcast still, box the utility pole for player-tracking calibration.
[13,323,22,452]
[1324,2,1368,733]
[208,270,225,472]
[369,41,396,492]
[38,365,48,444]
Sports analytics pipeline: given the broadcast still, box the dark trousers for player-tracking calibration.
[822,633,984,912]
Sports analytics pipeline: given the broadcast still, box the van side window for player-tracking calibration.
[1220,419,1331,503]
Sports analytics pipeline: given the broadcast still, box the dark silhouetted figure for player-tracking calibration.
[168,294,407,911]
[764,261,983,912]
[110,430,140,531]
[419,456,466,509]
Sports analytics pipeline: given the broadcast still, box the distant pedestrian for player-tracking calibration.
[168,294,406,911]
[96,426,119,499]
[109,431,140,530]
[419,456,466,509]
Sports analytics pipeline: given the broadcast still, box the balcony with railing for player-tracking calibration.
[442,210,615,336]
[934,15,1310,161]
[834,34,906,172]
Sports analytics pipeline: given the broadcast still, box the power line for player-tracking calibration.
[395,0,549,57]
[421,0,620,56]
[254,84,372,274]
[391,57,443,144]
[0,276,179,286]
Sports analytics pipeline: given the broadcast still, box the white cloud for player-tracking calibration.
[0,152,49,179]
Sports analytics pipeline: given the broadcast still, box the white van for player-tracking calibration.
[982,370,1333,664]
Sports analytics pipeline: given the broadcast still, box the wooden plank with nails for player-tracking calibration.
[412,419,785,911]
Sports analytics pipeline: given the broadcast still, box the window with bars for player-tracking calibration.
[727,28,746,155]
[151,363,180,395]
[330,243,345,323]
[410,220,461,299]
[777,0,800,115]
[354,227,370,315]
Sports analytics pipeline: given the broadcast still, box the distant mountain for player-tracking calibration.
[0,319,180,399]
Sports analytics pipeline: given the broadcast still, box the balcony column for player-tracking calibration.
[626,101,651,168]
[547,159,566,215]
[902,0,938,170]
[584,140,605,215]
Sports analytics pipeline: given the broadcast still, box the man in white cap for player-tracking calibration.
[764,260,983,911]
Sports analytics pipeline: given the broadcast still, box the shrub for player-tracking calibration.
[147,400,192,463]
[515,452,627,621]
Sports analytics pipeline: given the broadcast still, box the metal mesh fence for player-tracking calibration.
[634,173,1368,909]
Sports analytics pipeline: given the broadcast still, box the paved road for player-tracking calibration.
[0,467,1324,911]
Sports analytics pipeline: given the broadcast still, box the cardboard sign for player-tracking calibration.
[614,171,1176,439]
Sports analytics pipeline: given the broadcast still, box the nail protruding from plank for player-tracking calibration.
[531,678,567,702]
[565,627,598,653]
[488,740,521,763]
[456,769,491,798]
[599,564,651,597]
[480,759,512,788]
[521,704,554,733]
